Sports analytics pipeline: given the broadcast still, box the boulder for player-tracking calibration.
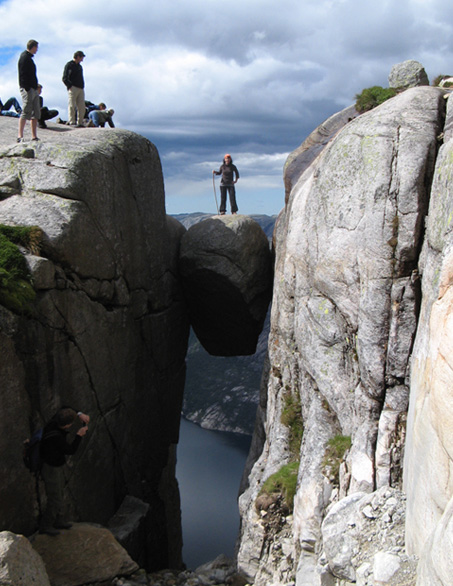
[388,60,429,89]
[31,523,138,586]
[179,214,273,356]
[0,531,50,586]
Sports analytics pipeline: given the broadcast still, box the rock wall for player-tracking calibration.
[0,122,188,569]
[403,94,453,584]
[237,86,450,584]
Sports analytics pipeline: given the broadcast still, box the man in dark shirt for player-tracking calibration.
[39,407,89,535]
[62,50,86,126]
[17,39,40,142]
[213,154,240,215]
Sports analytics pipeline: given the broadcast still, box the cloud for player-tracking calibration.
[1,0,453,215]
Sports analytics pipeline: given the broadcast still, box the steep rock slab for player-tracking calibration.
[31,523,138,586]
[0,531,50,586]
[237,87,445,584]
[179,215,273,356]
[0,119,188,569]
[283,104,359,204]
[404,94,453,578]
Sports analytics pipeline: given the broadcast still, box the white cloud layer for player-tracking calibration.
[1,0,453,214]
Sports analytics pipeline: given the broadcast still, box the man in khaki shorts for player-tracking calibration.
[62,50,86,126]
[17,39,40,142]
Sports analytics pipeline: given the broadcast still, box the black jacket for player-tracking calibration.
[62,60,84,89]
[215,163,240,185]
[18,50,38,91]
[40,419,82,467]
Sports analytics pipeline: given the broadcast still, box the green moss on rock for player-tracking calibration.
[0,225,41,313]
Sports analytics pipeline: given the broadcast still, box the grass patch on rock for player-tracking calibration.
[0,225,42,313]
[323,434,352,484]
[355,86,397,113]
[281,388,303,458]
[257,461,299,513]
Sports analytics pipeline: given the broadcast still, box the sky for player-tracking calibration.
[1,0,453,216]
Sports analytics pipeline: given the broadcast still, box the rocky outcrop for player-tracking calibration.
[388,60,429,89]
[31,523,138,586]
[179,215,273,356]
[0,119,188,569]
[0,531,50,586]
[237,86,448,584]
[320,487,417,585]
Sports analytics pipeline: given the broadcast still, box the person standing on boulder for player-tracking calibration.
[213,154,240,215]
[62,51,86,126]
[39,407,90,536]
[17,39,40,142]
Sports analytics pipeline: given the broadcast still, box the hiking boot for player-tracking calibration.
[54,521,72,529]
[38,121,47,129]
[39,527,60,536]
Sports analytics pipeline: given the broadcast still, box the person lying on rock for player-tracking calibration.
[37,84,58,129]
[0,96,22,117]
[213,154,240,215]
[39,407,90,536]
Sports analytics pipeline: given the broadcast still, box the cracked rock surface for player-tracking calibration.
[0,118,188,569]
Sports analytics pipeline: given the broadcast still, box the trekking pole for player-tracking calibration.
[212,173,219,215]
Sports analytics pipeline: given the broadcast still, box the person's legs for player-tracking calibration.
[3,97,21,113]
[75,88,86,125]
[18,88,32,139]
[89,110,101,126]
[68,88,77,124]
[219,186,227,214]
[228,185,238,214]
[40,464,64,533]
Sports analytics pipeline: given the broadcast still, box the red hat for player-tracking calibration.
[224,153,231,158]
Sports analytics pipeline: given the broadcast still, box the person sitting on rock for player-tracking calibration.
[39,407,90,536]
[37,84,58,129]
[0,96,22,117]
[87,103,115,128]
[213,154,240,215]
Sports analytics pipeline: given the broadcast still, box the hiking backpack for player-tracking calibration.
[23,428,44,473]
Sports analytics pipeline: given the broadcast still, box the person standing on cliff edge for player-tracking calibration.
[17,39,40,143]
[213,154,240,215]
[39,407,90,536]
[62,51,86,126]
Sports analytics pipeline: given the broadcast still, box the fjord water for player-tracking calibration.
[176,417,252,569]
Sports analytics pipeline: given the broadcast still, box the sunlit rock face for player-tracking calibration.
[0,121,188,569]
[237,86,448,584]
[404,94,453,585]
[179,214,273,356]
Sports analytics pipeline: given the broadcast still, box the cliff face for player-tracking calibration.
[238,87,453,584]
[0,124,188,568]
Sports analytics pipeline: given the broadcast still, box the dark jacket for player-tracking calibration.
[62,60,84,89]
[215,159,240,185]
[18,50,38,91]
[40,419,82,467]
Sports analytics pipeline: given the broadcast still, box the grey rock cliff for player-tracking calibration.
[237,86,449,585]
[0,120,188,569]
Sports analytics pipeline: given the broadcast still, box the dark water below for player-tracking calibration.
[176,417,252,570]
